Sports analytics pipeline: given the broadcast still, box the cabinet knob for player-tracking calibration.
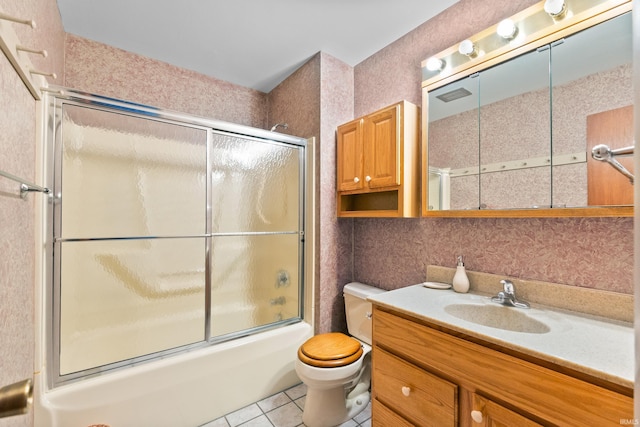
[365,175,372,182]
[470,410,483,423]
[353,176,360,183]
[401,386,411,397]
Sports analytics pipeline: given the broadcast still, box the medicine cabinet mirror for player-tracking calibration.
[422,0,633,217]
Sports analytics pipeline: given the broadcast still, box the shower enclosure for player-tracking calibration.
[44,90,309,386]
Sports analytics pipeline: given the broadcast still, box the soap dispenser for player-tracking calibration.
[452,255,470,293]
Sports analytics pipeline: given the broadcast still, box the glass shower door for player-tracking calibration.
[55,103,208,376]
[209,132,303,338]
[50,93,308,385]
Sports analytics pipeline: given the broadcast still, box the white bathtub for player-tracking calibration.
[34,321,313,427]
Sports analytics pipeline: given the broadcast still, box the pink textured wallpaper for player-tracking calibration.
[65,35,268,129]
[0,55,37,427]
[268,54,321,139]
[318,54,355,333]
[352,0,633,295]
[269,53,355,333]
[0,0,64,426]
[354,217,633,294]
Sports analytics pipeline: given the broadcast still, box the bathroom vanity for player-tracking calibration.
[368,286,633,426]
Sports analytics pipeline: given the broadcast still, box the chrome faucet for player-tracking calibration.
[491,279,530,308]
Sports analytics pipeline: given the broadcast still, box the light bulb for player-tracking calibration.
[544,0,566,17]
[497,19,518,39]
[458,39,477,57]
[426,57,445,72]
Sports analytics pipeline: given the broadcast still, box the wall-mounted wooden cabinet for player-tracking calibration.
[372,307,632,426]
[336,101,420,217]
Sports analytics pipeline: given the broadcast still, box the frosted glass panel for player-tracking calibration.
[210,234,300,338]
[60,104,207,238]
[211,133,300,232]
[59,238,206,374]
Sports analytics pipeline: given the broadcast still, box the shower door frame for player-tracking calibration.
[44,89,309,388]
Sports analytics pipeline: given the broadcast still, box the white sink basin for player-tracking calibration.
[444,303,551,334]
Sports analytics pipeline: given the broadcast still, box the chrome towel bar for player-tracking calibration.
[0,168,50,199]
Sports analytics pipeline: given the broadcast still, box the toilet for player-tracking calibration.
[295,282,386,427]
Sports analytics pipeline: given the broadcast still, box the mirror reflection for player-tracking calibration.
[427,12,632,212]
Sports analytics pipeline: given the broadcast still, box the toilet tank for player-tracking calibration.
[343,282,386,345]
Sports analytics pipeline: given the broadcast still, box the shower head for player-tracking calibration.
[270,123,288,132]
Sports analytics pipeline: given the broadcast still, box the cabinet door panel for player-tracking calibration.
[337,119,364,191]
[364,105,400,188]
[473,394,542,427]
[373,347,457,426]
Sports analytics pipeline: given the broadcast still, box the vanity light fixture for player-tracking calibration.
[425,57,445,72]
[544,0,567,19]
[496,19,518,39]
[421,0,619,89]
[458,39,478,58]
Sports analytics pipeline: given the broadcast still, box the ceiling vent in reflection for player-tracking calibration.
[436,88,472,102]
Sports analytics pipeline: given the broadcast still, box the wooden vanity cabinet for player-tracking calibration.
[371,307,633,427]
[336,101,420,217]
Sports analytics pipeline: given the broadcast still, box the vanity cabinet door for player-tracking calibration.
[472,394,542,427]
[337,104,400,193]
[336,119,364,192]
[372,347,457,426]
[363,104,400,189]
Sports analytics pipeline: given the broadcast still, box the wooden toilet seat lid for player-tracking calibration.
[298,332,363,368]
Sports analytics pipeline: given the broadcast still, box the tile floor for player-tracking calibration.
[201,383,372,427]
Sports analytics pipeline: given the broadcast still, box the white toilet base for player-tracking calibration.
[301,385,370,427]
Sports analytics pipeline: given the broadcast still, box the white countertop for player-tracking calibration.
[368,285,633,389]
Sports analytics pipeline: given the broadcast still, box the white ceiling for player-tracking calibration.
[56,0,459,93]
